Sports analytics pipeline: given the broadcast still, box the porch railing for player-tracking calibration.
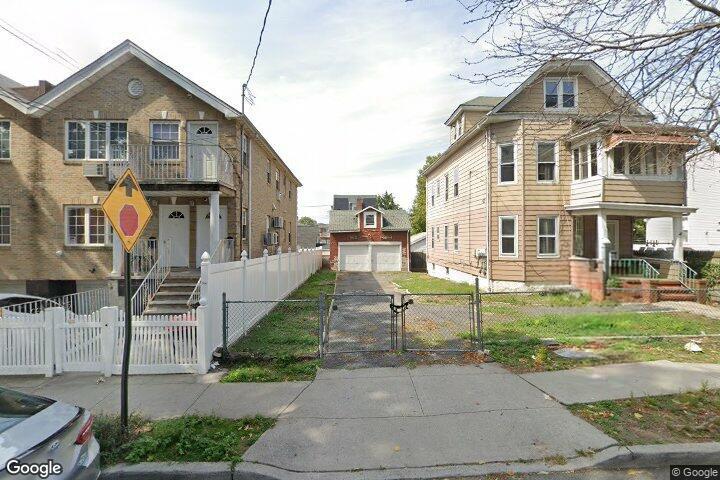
[130,239,172,316]
[675,260,699,290]
[108,144,234,186]
[610,258,660,279]
[130,238,160,277]
[0,288,111,322]
[187,238,235,307]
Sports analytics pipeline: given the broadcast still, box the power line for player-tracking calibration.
[242,0,273,113]
[0,17,78,70]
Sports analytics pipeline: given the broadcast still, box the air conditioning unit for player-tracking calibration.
[272,216,284,229]
[83,161,107,177]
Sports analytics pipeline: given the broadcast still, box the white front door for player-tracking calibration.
[187,122,219,181]
[160,205,190,267]
[338,244,371,272]
[195,205,228,265]
[607,220,620,259]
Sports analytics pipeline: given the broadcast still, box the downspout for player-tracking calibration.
[520,119,526,283]
[485,129,492,291]
[239,122,244,259]
[247,127,253,258]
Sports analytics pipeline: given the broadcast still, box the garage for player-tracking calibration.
[338,242,402,272]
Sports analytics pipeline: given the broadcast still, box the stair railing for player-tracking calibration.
[130,239,172,316]
[186,238,235,307]
[674,260,698,291]
[610,258,660,279]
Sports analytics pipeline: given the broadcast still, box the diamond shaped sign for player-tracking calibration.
[102,169,152,252]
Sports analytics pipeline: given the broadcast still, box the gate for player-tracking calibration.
[322,293,396,354]
[401,293,480,352]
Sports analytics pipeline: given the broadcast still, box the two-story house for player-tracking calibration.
[425,60,698,299]
[0,40,300,300]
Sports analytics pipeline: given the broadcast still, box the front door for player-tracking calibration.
[607,220,620,260]
[187,122,219,181]
[195,205,228,265]
[160,205,190,267]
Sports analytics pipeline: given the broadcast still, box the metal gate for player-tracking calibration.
[321,293,396,354]
[400,293,479,352]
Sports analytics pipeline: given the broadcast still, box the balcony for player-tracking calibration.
[104,144,234,187]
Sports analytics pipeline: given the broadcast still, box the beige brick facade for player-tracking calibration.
[0,48,300,294]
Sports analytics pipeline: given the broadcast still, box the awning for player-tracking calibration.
[565,201,697,218]
[604,133,697,151]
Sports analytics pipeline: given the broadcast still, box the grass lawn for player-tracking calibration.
[223,270,336,382]
[569,387,720,445]
[386,272,475,295]
[95,414,274,467]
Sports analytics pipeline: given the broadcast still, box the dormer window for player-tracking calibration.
[364,211,376,228]
[544,78,576,109]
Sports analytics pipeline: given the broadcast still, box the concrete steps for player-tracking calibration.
[144,268,200,315]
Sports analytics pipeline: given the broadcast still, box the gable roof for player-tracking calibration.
[329,208,410,232]
[445,95,505,125]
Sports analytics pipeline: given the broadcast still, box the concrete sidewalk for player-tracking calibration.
[3,372,310,419]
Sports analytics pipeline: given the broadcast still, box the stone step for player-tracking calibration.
[149,299,190,306]
[144,306,193,315]
[158,282,198,289]
[658,293,697,302]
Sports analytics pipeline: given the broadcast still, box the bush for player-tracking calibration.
[701,262,720,288]
[606,277,622,288]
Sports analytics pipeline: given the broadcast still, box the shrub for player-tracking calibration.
[701,262,720,288]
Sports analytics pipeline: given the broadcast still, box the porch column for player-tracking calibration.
[209,191,220,252]
[596,212,609,264]
[111,230,122,276]
[672,215,684,261]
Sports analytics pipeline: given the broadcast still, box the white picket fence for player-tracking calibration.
[0,307,207,377]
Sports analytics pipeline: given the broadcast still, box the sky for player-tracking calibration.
[0,0,504,222]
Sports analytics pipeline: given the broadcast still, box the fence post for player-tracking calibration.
[277,246,283,299]
[44,307,63,377]
[263,249,269,299]
[318,293,325,357]
[100,306,119,377]
[475,277,483,352]
[196,305,211,374]
[200,251,210,305]
[52,307,65,375]
[241,250,248,301]
[221,292,228,356]
[295,247,300,289]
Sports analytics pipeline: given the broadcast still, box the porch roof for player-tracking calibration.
[565,201,696,218]
[604,132,698,151]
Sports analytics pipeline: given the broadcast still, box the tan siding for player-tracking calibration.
[603,179,685,205]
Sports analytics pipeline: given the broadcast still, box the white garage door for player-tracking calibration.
[338,244,371,272]
[338,243,401,272]
[372,243,401,272]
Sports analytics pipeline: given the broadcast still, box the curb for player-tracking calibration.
[101,442,720,480]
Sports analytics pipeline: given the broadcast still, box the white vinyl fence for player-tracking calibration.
[200,247,323,356]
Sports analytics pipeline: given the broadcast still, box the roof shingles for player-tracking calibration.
[329,209,410,232]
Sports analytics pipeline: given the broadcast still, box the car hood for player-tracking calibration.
[0,401,79,468]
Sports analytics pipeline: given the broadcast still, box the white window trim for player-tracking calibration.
[497,143,517,185]
[573,216,584,257]
[0,120,11,160]
[608,143,680,181]
[149,121,180,161]
[537,215,560,258]
[444,224,449,251]
[453,223,459,252]
[64,206,111,247]
[65,120,129,162]
[364,211,377,228]
[571,141,602,182]
[536,141,558,184]
[0,205,10,246]
[543,77,578,111]
[498,215,518,258]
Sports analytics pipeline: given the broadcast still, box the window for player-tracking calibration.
[544,78,576,109]
[453,168,459,196]
[266,160,271,183]
[65,206,109,246]
[444,225,448,250]
[0,121,10,159]
[288,186,292,199]
[453,223,459,251]
[573,217,584,257]
[613,145,625,174]
[431,226,435,249]
[589,143,598,176]
[275,169,280,190]
[67,121,128,161]
[0,206,9,245]
[430,185,435,207]
[499,216,517,256]
[499,144,515,183]
[644,145,657,175]
[444,174,449,201]
[241,134,249,167]
[537,142,556,182]
[537,216,559,257]
[150,122,179,160]
[573,143,598,180]
[242,209,248,239]
[364,211,376,228]
[628,143,642,174]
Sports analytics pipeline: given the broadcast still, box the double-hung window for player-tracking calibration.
[266,160,271,183]
[444,174,449,201]
[572,143,598,180]
[0,121,10,159]
[150,122,179,160]
[453,223,459,251]
[537,216,559,257]
[430,185,435,207]
[544,78,576,109]
[499,216,517,257]
[66,121,128,160]
[453,168,459,196]
[241,134,250,167]
[431,226,435,249]
[573,217,584,257]
[0,206,9,245]
[537,142,557,182]
[498,144,515,183]
[444,225,448,251]
[275,169,280,190]
[65,206,109,246]
[241,209,248,240]
[364,211,376,228]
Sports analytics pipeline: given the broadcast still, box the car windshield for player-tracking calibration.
[0,387,54,434]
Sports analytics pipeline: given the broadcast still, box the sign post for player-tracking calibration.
[101,169,152,432]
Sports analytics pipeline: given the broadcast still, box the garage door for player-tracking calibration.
[372,243,401,271]
[338,244,371,271]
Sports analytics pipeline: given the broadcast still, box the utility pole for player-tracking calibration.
[242,83,247,114]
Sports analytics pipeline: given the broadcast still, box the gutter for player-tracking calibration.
[485,129,492,291]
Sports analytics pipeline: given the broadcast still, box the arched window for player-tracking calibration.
[168,211,185,219]
[205,212,223,219]
[196,126,213,135]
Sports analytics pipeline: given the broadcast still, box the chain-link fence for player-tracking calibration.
[323,293,395,354]
[400,293,479,352]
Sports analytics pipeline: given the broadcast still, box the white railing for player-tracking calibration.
[130,238,161,277]
[675,260,699,290]
[0,288,111,323]
[130,240,172,316]
[108,144,234,186]
[187,238,234,308]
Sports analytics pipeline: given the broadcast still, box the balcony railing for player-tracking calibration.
[107,144,234,186]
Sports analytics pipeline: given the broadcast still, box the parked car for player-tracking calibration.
[0,387,100,479]
[0,294,62,317]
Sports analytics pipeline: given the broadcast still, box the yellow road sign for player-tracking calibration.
[102,169,152,252]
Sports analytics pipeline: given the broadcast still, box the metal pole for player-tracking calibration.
[318,293,325,357]
[475,277,483,352]
[120,250,132,433]
[222,292,228,356]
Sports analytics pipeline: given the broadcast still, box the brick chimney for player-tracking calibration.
[37,80,54,95]
[355,198,364,210]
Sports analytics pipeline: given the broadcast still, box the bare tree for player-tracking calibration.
[454,0,720,155]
